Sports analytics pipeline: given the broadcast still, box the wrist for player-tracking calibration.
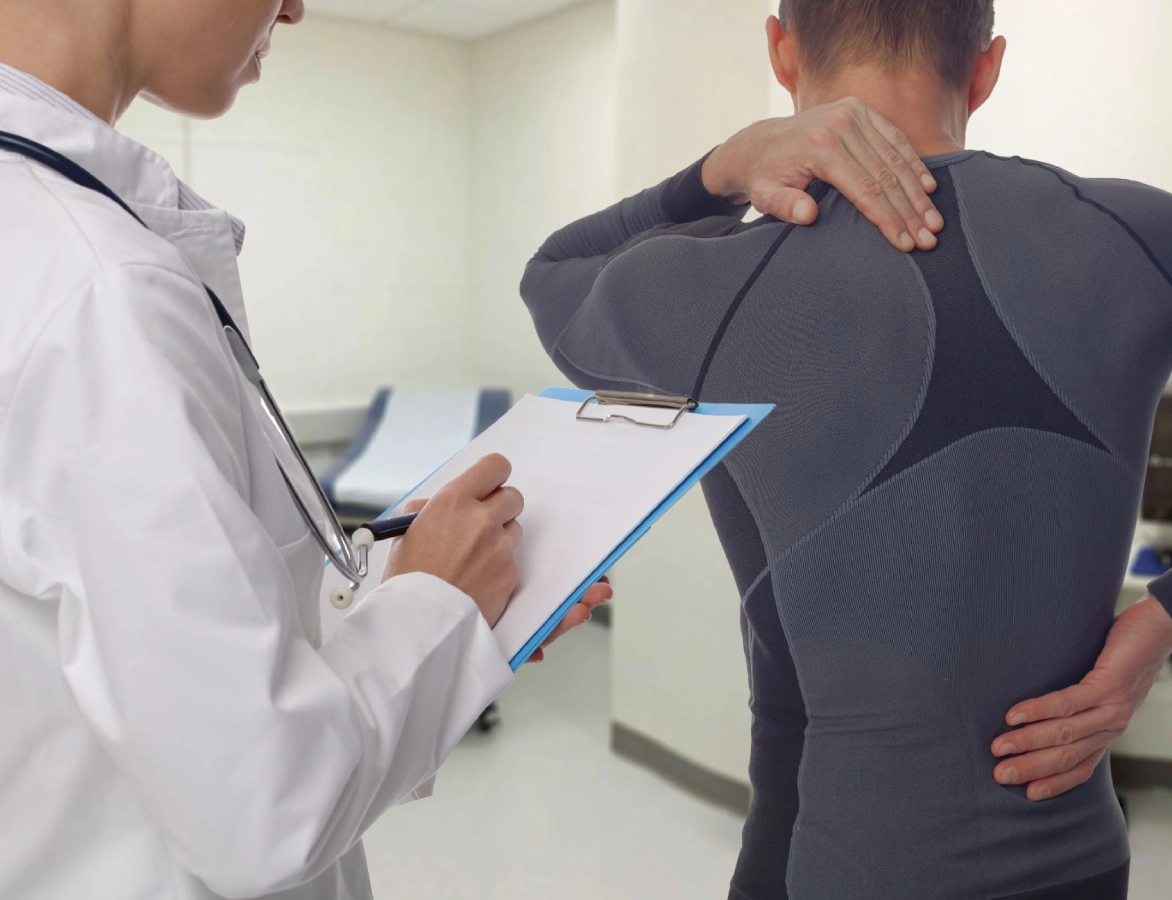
[701,139,750,204]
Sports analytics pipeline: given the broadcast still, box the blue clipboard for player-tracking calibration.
[373,387,773,670]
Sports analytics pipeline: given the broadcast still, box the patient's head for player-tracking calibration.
[769,0,1006,150]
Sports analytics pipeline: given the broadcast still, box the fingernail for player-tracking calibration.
[1010,713,1027,726]
[999,743,1017,756]
[899,232,915,252]
[918,228,937,248]
[921,173,936,190]
[794,199,814,223]
[1034,786,1051,801]
[1000,767,1019,785]
[925,209,944,231]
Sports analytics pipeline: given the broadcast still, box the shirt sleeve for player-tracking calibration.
[1146,572,1172,618]
[520,154,758,397]
[0,262,513,899]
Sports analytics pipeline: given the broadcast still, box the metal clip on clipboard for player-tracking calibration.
[575,390,699,431]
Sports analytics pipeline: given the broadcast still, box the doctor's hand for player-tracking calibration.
[525,576,613,664]
[382,454,524,628]
[990,596,1172,801]
[701,98,943,253]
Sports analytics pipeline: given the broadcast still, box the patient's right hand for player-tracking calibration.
[701,98,944,253]
[382,453,523,627]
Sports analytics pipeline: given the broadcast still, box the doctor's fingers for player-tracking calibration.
[447,453,514,501]
[483,485,525,527]
[993,731,1116,792]
[503,519,524,550]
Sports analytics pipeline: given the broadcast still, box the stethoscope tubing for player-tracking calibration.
[0,131,369,606]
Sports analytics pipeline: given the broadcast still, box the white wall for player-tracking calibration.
[967,0,1172,191]
[470,0,617,398]
[120,16,474,412]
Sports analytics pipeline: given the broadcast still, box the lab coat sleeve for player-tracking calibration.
[0,263,513,899]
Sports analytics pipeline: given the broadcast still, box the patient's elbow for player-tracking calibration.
[519,257,562,353]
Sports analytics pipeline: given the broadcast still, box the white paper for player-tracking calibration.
[322,394,745,662]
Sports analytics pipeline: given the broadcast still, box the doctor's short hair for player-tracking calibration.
[777,0,996,89]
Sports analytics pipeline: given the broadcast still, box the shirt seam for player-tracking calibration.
[549,346,675,396]
[546,222,784,362]
[952,163,1133,476]
[982,150,1172,293]
[774,426,1142,566]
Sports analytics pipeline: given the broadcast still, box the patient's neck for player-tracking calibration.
[800,65,970,158]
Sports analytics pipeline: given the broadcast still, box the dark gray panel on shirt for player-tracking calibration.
[771,429,1134,899]
[951,153,1172,473]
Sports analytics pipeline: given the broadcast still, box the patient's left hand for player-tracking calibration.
[990,596,1172,800]
[525,576,612,664]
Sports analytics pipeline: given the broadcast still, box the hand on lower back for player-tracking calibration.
[990,595,1172,800]
[382,454,523,627]
[701,97,944,252]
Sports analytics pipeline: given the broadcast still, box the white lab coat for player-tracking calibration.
[0,92,513,900]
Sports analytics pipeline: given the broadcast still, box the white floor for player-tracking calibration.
[363,621,1172,899]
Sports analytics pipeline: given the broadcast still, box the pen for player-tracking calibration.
[360,512,420,542]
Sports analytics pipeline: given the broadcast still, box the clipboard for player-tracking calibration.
[509,388,772,668]
[330,387,773,670]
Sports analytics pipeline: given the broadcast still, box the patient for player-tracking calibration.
[520,1,1172,897]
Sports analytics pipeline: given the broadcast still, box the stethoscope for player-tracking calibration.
[0,130,399,610]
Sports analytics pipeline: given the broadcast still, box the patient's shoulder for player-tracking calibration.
[957,151,1172,285]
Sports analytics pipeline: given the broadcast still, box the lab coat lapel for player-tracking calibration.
[128,203,253,342]
[0,93,252,339]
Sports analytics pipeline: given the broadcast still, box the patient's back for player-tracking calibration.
[525,148,1172,899]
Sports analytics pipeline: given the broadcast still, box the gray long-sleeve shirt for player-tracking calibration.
[521,150,1172,899]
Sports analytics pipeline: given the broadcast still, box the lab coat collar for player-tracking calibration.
[0,91,253,339]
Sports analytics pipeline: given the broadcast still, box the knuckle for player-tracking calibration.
[857,177,884,201]
[883,147,907,171]
[1057,724,1076,745]
[474,506,496,533]
[807,127,837,153]
[824,109,851,130]
[1058,749,1080,771]
[875,167,900,192]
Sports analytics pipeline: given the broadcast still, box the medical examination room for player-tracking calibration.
[3,0,1172,898]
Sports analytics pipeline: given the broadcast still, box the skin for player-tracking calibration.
[0,0,611,650]
[718,13,1172,801]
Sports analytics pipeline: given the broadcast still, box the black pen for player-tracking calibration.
[359,512,420,542]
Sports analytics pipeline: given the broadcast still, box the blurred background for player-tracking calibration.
[117,1,1172,896]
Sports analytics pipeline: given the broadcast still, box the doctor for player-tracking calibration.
[0,1,616,899]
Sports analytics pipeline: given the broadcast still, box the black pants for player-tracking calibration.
[728,860,1130,900]
[1001,860,1129,900]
